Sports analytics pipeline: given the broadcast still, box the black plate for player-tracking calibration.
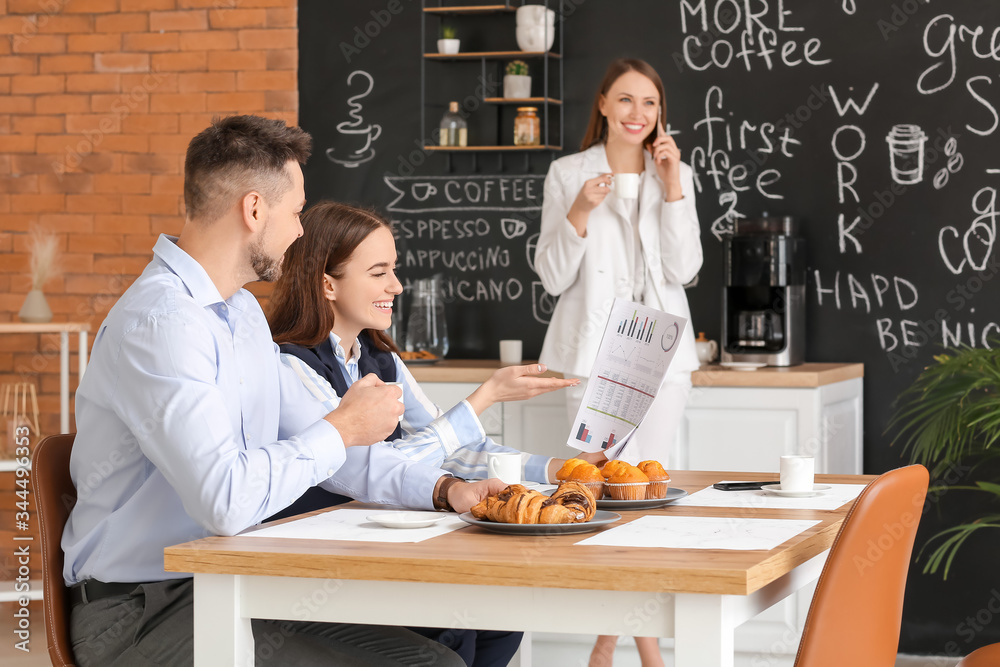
[544,486,689,510]
[457,510,621,535]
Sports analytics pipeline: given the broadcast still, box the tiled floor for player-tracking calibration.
[0,601,965,667]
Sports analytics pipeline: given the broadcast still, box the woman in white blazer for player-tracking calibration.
[535,54,703,667]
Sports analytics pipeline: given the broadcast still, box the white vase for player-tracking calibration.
[19,288,53,323]
[437,39,460,55]
[503,74,532,99]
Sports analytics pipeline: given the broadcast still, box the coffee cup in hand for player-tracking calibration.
[779,455,815,492]
[386,381,404,421]
[612,173,640,199]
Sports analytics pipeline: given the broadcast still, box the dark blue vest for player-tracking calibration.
[265,334,401,522]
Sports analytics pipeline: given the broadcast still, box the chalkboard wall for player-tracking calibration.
[300,1,1000,654]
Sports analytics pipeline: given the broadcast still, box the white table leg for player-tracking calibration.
[510,631,532,667]
[193,574,255,667]
[59,331,68,434]
[674,593,735,667]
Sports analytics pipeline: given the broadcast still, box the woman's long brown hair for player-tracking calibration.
[580,58,667,152]
[268,201,399,353]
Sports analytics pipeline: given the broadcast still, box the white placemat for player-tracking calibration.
[242,509,466,543]
[575,515,821,550]
[673,483,867,511]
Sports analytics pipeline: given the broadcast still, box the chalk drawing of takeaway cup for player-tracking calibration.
[886,124,927,185]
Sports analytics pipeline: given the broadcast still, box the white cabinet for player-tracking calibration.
[679,377,864,475]
[418,382,505,440]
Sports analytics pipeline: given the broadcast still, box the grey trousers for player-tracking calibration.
[69,578,465,667]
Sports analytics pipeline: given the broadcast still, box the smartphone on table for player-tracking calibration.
[712,481,779,491]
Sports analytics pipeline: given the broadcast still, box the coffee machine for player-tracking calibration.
[721,216,806,366]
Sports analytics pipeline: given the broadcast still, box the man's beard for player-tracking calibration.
[249,238,282,282]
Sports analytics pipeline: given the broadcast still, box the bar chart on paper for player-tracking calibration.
[569,299,687,457]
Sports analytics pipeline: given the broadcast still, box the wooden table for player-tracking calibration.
[164,471,873,667]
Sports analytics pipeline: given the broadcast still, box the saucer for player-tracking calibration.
[720,361,767,371]
[761,484,832,498]
[366,512,446,529]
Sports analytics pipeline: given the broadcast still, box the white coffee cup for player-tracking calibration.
[385,381,405,420]
[487,452,521,484]
[499,339,523,366]
[780,455,815,492]
[611,173,640,199]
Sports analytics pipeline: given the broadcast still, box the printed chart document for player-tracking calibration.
[567,298,687,459]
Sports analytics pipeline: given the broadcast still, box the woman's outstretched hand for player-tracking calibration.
[466,364,580,415]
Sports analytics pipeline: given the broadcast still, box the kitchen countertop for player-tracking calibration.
[404,360,863,388]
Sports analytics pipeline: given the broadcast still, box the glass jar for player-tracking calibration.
[405,277,449,358]
[514,106,540,146]
[439,101,468,147]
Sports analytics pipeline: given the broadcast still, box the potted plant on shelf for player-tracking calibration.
[504,60,531,99]
[888,345,1000,578]
[437,24,460,55]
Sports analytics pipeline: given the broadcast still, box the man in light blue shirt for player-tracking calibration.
[63,115,497,667]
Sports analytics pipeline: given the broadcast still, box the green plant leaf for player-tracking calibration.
[975,481,1000,496]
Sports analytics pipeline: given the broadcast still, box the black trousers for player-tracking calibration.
[409,626,524,667]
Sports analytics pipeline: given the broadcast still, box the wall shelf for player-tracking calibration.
[421,0,564,171]
[484,97,561,105]
[424,50,561,60]
[424,145,561,151]
[423,5,517,15]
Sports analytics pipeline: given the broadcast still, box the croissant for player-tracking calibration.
[470,482,596,524]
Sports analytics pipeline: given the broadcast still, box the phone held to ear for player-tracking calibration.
[712,481,779,491]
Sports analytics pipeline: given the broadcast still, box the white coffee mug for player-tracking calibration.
[385,381,405,420]
[499,339,523,366]
[487,452,521,484]
[780,455,815,492]
[612,173,640,199]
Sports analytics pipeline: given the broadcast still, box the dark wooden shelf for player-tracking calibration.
[425,50,560,60]
[423,5,517,14]
[484,97,561,105]
[424,145,562,151]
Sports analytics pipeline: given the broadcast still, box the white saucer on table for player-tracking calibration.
[720,361,767,371]
[366,512,446,529]
[760,484,832,498]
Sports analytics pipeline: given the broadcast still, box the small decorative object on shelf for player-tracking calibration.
[504,60,531,99]
[437,23,460,54]
[515,4,555,52]
[439,101,468,147]
[18,226,60,324]
[514,106,540,146]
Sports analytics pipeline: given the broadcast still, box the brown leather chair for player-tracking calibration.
[957,643,1000,665]
[31,434,77,667]
[794,464,929,667]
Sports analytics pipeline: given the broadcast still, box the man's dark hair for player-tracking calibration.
[183,115,312,223]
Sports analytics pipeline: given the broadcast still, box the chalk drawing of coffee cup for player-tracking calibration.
[886,124,927,185]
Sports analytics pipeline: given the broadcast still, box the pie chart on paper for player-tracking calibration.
[661,322,679,352]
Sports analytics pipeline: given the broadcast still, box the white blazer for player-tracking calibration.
[535,144,703,377]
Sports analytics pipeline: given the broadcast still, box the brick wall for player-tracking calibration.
[0,0,298,438]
